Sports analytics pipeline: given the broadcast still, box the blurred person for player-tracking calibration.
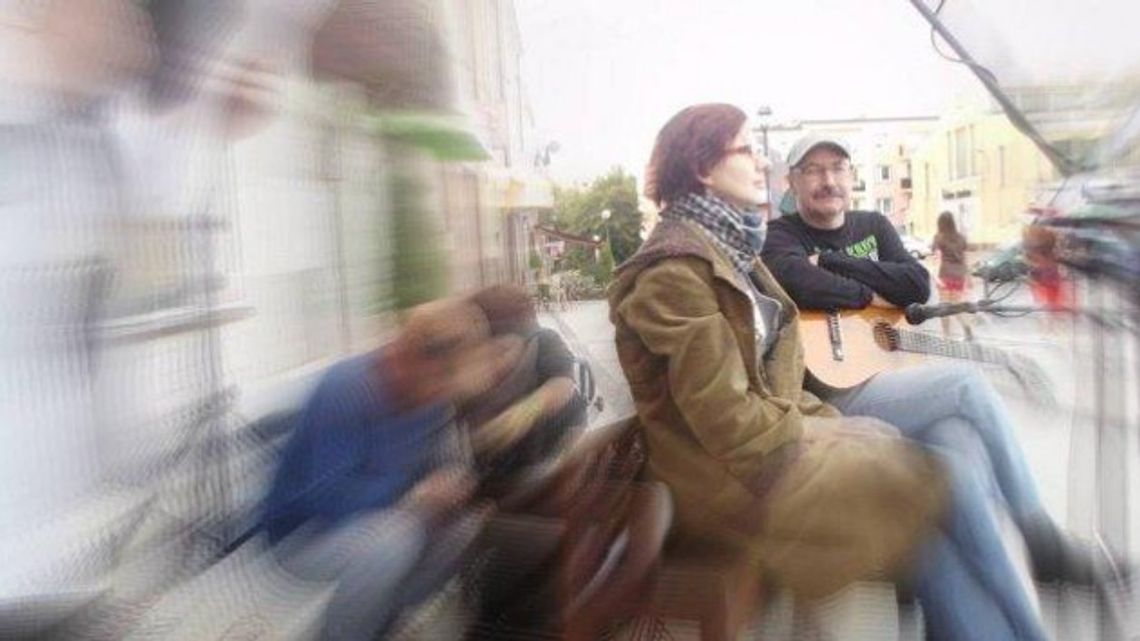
[113,0,313,227]
[464,284,586,492]
[460,285,588,624]
[1023,225,1073,312]
[609,103,1055,640]
[0,0,155,544]
[140,0,334,134]
[931,211,976,339]
[0,0,155,262]
[761,134,931,311]
[257,297,519,641]
[0,4,161,635]
[1,0,155,107]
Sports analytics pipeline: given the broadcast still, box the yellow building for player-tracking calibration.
[907,91,1106,246]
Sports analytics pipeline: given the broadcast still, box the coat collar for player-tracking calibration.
[614,218,799,320]
[615,219,750,297]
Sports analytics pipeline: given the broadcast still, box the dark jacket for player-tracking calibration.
[761,210,930,310]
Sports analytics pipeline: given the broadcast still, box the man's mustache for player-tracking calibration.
[811,187,844,198]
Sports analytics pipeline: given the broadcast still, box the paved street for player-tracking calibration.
[540,300,634,427]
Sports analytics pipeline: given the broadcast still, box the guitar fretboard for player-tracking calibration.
[888,325,1054,398]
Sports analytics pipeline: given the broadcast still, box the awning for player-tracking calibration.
[366,111,492,162]
[534,226,601,248]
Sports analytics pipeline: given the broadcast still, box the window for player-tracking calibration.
[998,146,1006,187]
[876,197,893,215]
[969,126,977,175]
[879,165,891,181]
[924,163,931,204]
[954,127,970,179]
[946,132,953,173]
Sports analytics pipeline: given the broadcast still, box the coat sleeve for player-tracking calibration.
[616,258,803,485]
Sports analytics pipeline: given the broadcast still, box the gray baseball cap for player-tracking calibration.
[786,134,851,169]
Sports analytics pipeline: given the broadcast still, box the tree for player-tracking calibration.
[545,167,643,278]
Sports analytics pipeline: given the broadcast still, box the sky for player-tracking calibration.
[514,0,1140,186]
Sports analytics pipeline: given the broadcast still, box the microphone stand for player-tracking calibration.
[936,299,1132,331]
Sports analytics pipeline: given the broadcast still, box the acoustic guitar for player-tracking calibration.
[799,309,1054,397]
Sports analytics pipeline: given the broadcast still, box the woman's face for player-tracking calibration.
[699,124,769,209]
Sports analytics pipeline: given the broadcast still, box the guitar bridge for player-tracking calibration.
[826,312,844,361]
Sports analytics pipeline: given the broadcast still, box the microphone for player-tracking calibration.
[905,301,979,325]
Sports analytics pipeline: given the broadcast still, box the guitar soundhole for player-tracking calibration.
[873,320,901,351]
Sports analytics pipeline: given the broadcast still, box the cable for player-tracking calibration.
[927,0,1001,87]
[917,0,1083,175]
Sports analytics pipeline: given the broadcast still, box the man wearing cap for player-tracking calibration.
[762,136,1123,607]
[761,135,930,311]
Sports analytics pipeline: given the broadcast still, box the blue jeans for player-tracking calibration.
[828,363,1048,641]
[274,508,485,641]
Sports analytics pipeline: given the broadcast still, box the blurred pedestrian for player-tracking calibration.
[931,210,975,339]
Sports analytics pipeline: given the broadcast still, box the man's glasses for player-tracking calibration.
[794,163,853,180]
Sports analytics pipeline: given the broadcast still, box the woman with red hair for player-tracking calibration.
[608,103,1053,640]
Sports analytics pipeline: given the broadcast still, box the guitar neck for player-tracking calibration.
[893,329,1008,365]
[890,326,1055,401]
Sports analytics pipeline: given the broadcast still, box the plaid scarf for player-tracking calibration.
[662,192,763,274]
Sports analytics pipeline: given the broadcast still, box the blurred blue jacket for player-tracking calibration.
[260,352,457,544]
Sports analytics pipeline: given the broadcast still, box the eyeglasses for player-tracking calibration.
[794,163,853,180]
[724,144,762,159]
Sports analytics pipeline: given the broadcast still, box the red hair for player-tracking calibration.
[645,103,747,207]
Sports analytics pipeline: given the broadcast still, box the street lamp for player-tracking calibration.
[756,106,773,215]
[588,208,612,264]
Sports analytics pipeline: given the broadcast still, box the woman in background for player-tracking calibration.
[931,211,975,339]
